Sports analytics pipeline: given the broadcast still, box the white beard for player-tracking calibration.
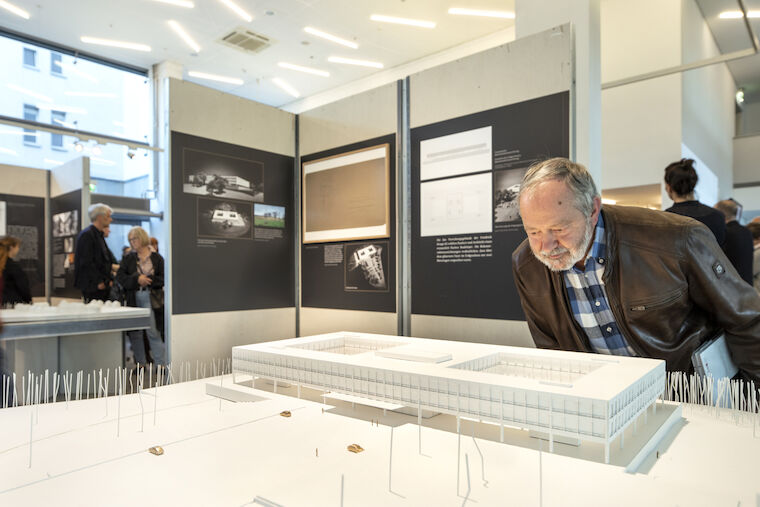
[532,217,595,272]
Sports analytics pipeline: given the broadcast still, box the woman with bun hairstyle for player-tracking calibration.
[664,158,726,245]
[0,236,32,308]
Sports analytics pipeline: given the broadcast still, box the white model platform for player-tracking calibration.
[232,332,666,462]
[0,375,757,506]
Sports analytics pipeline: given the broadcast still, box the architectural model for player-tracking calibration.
[232,332,666,463]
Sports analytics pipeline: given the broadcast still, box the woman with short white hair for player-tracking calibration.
[116,226,165,366]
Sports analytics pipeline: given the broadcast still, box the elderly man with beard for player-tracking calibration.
[511,157,760,384]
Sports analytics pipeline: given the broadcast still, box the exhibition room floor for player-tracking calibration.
[0,376,758,506]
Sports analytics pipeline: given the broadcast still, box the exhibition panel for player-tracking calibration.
[0,192,45,298]
[300,135,397,314]
[170,131,294,315]
[407,25,573,342]
[410,92,569,321]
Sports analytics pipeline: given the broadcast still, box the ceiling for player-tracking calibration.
[0,0,516,108]
[0,1,756,108]
[695,0,760,102]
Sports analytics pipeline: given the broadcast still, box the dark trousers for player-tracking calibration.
[82,289,109,303]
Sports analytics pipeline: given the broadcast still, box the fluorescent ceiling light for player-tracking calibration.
[7,84,52,102]
[719,10,759,18]
[113,120,125,127]
[272,78,300,98]
[59,62,99,84]
[601,198,617,205]
[64,91,117,98]
[188,71,244,85]
[0,147,19,156]
[36,104,88,114]
[81,36,151,52]
[0,0,30,19]
[370,14,435,28]
[44,158,64,166]
[278,62,329,77]
[217,0,252,22]
[303,26,358,49]
[448,7,514,19]
[152,0,194,7]
[328,56,384,69]
[168,20,201,53]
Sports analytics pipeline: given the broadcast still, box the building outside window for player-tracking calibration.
[22,47,36,68]
[22,103,39,145]
[0,33,153,197]
[51,110,66,148]
[50,52,63,76]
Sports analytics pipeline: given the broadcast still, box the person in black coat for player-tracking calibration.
[74,203,114,303]
[715,199,754,285]
[663,158,726,245]
[116,226,165,366]
[0,236,32,308]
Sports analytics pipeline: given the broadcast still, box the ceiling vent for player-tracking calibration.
[218,28,272,54]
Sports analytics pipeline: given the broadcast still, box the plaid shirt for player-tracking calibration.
[563,213,637,356]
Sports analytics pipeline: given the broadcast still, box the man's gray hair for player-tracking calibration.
[88,203,113,222]
[714,199,738,220]
[519,157,600,216]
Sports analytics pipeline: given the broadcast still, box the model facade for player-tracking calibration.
[232,332,665,462]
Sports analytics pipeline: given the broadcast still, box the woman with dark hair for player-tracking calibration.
[0,236,32,308]
[663,158,726,245]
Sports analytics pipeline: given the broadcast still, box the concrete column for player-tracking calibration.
[515,0,602,187]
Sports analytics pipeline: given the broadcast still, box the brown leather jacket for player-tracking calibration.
[512,205,760,384]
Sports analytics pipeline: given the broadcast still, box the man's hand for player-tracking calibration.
[97,282,106,290]
[138,274,152,287]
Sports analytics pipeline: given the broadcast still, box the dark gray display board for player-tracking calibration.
[411,92,569,320]
[301,135,396,312]
[171,131,294,314]
[51,189,82,299]
[1,193,45,298]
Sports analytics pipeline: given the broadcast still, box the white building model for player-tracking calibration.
[233,332,666,463]
[211,209,245,227]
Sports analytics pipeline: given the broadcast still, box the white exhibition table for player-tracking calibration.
[0,376,757,506]
[0,304,152,394]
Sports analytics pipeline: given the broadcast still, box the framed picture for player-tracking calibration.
[302,143,390,244]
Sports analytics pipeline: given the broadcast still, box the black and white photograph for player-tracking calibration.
[52,210,78,237]
[345,241,389,292]
[493,168,527,223]
[183,147,264,203]
[64,236,74,253]
[197,197,253,240]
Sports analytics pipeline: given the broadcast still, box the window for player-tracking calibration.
[23,104,39,144]
[51,52,63,75]
[51,110,66,148]
[23,47,36,67]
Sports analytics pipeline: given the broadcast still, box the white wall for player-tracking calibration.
[0,163,47,198]
[733,134,760,185]
[737,101,760,137]
[680,0,735,199]
[600,0,683,190]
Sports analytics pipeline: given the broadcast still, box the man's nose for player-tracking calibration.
[541,232,557,253]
